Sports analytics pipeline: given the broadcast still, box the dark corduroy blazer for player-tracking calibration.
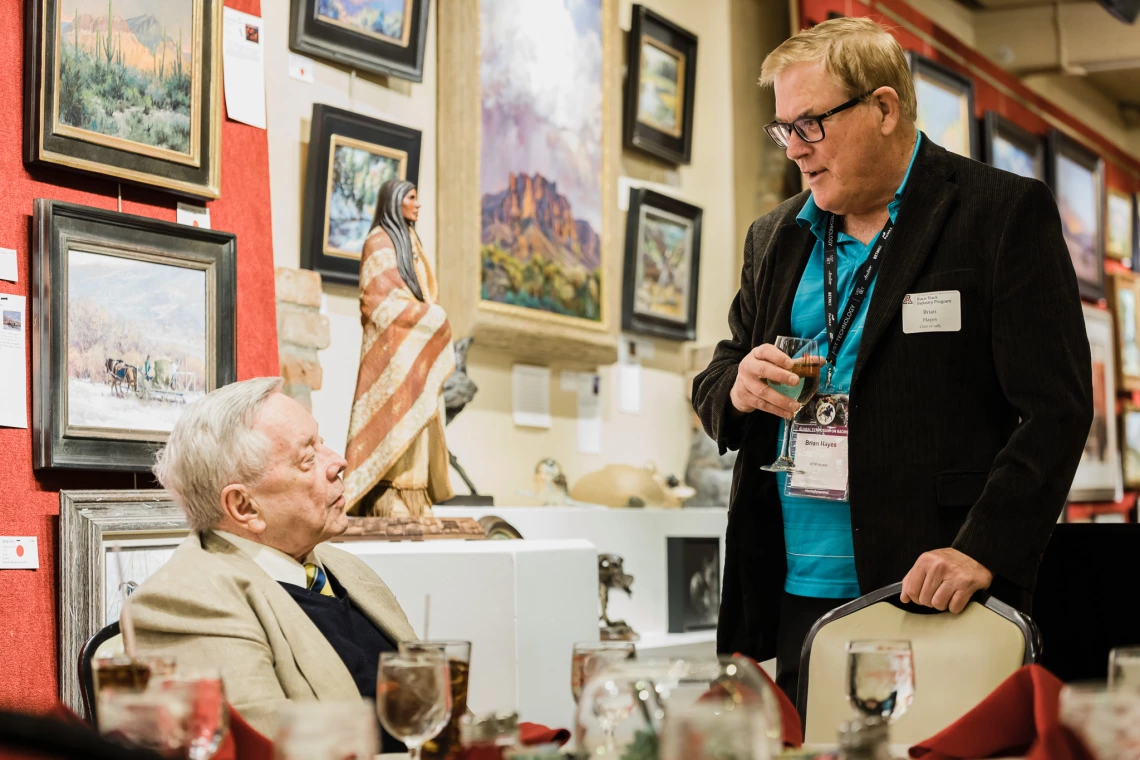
[693,136,1094,663]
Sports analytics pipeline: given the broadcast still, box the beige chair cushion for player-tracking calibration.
[803,600,1026,745]
[93,633,124,660]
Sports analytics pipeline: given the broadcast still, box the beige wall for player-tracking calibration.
[265,0,754,503]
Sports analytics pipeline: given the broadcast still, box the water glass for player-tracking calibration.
[571,641,637,703]
[846,640,915,723]
[155,671,228,760]
[660,701,770,760]
[1059,683,1140,760]
[1109,647,1140,692]
[274,701,378,760]
[761,336,822,474]
[399,640,472,760]
[377,651,452,760]
[99,684,193,758]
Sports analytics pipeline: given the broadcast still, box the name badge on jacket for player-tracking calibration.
[902,290,961,334]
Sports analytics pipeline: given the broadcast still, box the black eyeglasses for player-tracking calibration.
[764,90,875,148]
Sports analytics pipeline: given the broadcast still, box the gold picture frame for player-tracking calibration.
[1107,189,1134,262]
[26,0,223,198]
[321,135,409,261]
[636,36,686,139]
[1106,271,1140,392]
[437,0,619,366]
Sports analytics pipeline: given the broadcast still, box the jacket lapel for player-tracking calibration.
[202,533,361,701]
[318,546,418,645]
[853,138,957,386]
[763,220,815,345]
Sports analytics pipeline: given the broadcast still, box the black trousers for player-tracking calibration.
[774,592,855,710]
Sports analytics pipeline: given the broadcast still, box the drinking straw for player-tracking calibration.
[423,594,431,641]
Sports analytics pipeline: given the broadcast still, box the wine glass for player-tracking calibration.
[846,640,915,723]
[377,651,452,760]
[760,336,821,473]
[399,640,472,760]
[1109,647,1140,692]
[155,670,228,760]
[98,685,193,757]
[571,641,637,703]
[275,701,377,760]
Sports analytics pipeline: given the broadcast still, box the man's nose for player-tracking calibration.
[329,452,347,478]
[785,133,811,162]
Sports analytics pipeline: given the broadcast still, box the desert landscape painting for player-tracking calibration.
[317,0,411,46]
[324,137,405,258]
[66,249,208,437]
[57,0,196,157]
[634,208,692,324]
[478,0,603,323]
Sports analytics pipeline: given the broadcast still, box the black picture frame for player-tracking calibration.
[907,52,978,160]
[32,199,237,472]
[300,104,422,287]
[289,0,431,83]
[981,111,1045,181]
[667,537,720,633]
[1047,130,1105,302]
[623,5,698,165]
[622,187,702,341]
[24,0,223,198]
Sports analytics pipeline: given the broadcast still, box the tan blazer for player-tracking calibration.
[127,531,417,737]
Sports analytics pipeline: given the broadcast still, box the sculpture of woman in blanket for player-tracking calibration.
[343,179,455,517]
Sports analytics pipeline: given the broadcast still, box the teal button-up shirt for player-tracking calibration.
[778,133,922,599]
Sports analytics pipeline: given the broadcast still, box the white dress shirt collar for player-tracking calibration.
[212,529,323,589]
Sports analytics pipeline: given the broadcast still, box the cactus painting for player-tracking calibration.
[57,0,194,155]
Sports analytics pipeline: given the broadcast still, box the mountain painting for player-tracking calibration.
[66,249,207,436]
[58,0,195,156]
[317,0,412,46]
[479,0,603,322]
[1056,153,1100,286]
[325,137,405,258]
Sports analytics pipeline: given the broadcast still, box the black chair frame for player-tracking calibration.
[796,581,1042,718]
[78,620,121,727]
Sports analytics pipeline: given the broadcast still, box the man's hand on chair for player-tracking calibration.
[900,548,993,614]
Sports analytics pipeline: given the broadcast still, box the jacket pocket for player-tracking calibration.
[935,470,989,507]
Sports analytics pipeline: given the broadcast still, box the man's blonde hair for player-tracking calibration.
[760,17,917,123]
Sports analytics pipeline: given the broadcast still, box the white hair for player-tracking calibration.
[153,377,283,531]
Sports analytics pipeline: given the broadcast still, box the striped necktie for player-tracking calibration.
[304,562,335,597]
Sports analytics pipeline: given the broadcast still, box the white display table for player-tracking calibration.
[338,538,597,728]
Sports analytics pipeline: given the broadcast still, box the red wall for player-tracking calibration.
[0,0,278,711]
[799,0,1140,197]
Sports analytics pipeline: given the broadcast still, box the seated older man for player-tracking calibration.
[127,377,416,749]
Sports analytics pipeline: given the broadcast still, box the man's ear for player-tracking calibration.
[872,86,902,136]
[220,485,267,535]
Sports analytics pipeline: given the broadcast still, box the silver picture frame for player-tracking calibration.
[58,490,188,712]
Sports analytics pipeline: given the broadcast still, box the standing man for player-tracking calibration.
[692,17,1092,702]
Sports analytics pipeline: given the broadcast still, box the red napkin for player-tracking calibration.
[519,721,571,747]
[909,664,1093,760]
[211,706,273,760]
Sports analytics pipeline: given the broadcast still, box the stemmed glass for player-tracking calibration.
[846,640,915,723]
[157,670,229,760]
[760,336,822,473]
[399,640,472,760]
[571,641,637,703]
[377,651,453,760]
[1109,647,1140,691]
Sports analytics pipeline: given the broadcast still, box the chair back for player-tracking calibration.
[78,621,122,726]
[799,582,1039,745]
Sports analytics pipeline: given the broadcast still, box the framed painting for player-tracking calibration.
[907,53,977,160]
[300,104,421,287]
[621,187,702,341]
[58,490,189,712]
[438,0,619,366]
[1070,304,1121,503]
[1105,272,1140,391]
[1048,130,1105,302]
[289,0,431,83]
[1122,404,1140,489]
[24,0,223,198]
[666,537,720,633]
[623,5,698,165]
[982,111,1044,181]
[32,199,236,472]
[1107,188,1134,262]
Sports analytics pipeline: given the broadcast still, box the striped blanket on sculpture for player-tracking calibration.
[343,233,454,513]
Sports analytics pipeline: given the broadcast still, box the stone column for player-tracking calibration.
[274,268,330,411]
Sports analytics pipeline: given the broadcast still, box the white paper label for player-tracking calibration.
[0,294,28,429]
[176,203,211,229]
[288,52,316,83]
[512,365,552,429]
[0,537,39,569]
[902,290,961,334]
[0,248,17,283]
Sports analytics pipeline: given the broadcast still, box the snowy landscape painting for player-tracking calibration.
[57,0,196,157]
[66,248,208,437]
[479,0,604,322]
[324,136,405,258]
[317,0,412,46]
